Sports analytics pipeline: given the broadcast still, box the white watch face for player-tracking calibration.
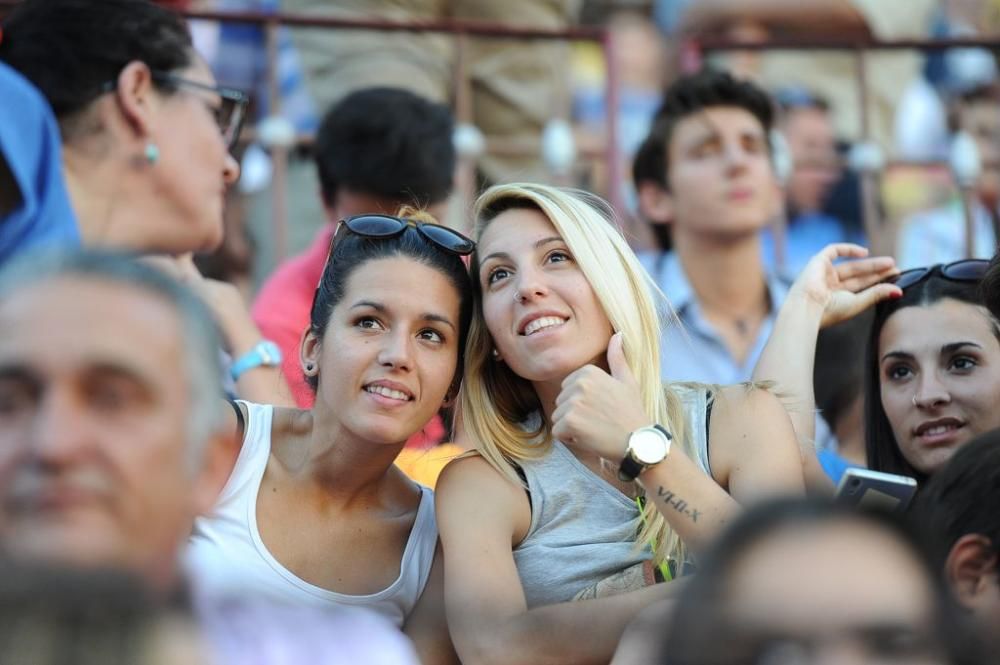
[631,429,668,464]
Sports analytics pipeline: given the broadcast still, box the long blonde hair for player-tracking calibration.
[460,183,693,568]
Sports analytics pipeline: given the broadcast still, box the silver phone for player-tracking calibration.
[835,468,918,514]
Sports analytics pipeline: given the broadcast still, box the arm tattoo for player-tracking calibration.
[656,486,701,523]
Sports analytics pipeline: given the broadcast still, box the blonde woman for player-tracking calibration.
[436,184,806,664]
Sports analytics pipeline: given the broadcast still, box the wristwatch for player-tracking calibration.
[618,425,672,482]
[230,340,283,382]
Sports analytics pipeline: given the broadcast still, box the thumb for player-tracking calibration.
[607,332,636,385]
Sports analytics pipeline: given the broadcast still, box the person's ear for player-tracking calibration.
[113,60,159,140]
[636,181,673,226]
[300,328,321,378]
[945,533,999,610]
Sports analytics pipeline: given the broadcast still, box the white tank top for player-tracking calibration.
[186,401,437,628]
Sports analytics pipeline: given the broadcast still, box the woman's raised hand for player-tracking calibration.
[790,243,902,329]
[551,333,650,461]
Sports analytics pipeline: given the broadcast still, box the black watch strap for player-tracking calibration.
[618,454,645,482]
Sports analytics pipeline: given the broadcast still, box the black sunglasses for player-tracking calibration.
[332,214,475,257]
[891,259,988,290]
[100,71,248,150]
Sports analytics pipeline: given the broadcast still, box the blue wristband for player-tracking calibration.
[230,340,283,382]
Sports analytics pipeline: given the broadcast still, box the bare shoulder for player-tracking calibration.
[710,383,788,426]
[436,454,522,506]
[709,384,794,466]
[707,384,803,497]
[435,454,530,545]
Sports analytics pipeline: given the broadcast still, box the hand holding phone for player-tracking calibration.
[835,468,918,514]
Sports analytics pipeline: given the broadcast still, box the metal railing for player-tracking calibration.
[0,1,620,261]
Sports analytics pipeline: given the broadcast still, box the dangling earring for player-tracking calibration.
[144,142,160,165]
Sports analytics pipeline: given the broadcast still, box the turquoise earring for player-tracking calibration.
[144,142,160,165]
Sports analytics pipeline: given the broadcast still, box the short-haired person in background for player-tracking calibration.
[765,87,866,277]
[898,84,1000,268]
[436,183,805,664]
[657,499,983,665]
[0,252,232,596]
[189,210,472,665]
[633,69,786,387]
[252,87,456,410]
[914,430,1000,652]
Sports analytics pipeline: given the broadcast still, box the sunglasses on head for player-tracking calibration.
[331,214,475,257]
[890,259,988,290]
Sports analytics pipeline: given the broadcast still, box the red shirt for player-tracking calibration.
[252,225,444,448]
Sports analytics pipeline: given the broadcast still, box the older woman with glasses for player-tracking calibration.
[0,1,315,405]
[0,0,245,255]
[753,244,1000,487]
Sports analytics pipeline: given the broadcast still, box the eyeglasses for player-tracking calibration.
[331,214,475,257]
[891,259,988,290]
[151,72,248,150]
[100,71,248,150]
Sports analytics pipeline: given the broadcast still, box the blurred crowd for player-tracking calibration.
[0,0,999,663]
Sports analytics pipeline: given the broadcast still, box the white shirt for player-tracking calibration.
[186,401,437,628]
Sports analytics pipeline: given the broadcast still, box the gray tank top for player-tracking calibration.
[512,385,711,608]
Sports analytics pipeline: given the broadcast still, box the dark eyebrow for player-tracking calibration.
[479,250,510,266]
[882,341,984,364]
[942,341,982,354]
[535,236,564,249]
[422,313,456,332]
[84,361,152,381]
[480,236,566,266]
[881,350,914,364]
[682,114,722,149]
[351,300,386,313]
[0,365,39,384]
[351,300,455,332]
